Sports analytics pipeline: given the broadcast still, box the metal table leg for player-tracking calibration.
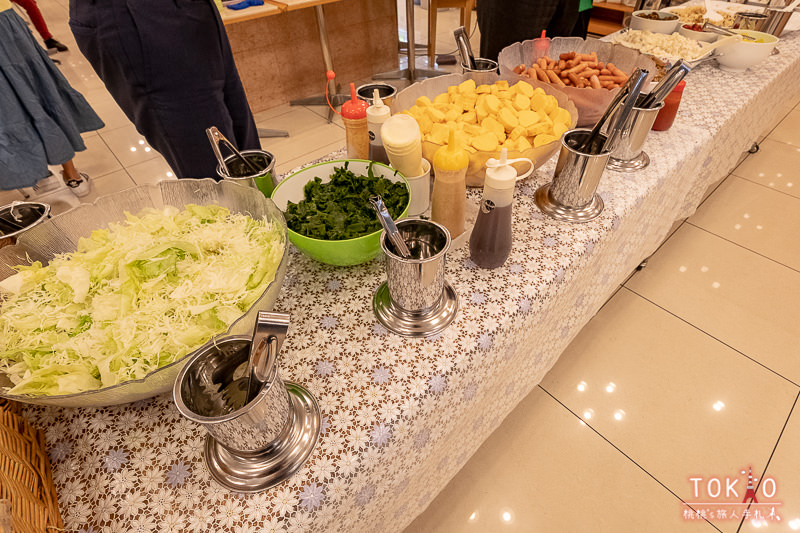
[289,4,348,123]
[373,0,445,82]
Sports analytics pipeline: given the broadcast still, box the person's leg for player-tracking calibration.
[13,0,69,51]
[209,1,259,151]
[12,0,52,40]
[70,0,255,178]
[60,159,91,196]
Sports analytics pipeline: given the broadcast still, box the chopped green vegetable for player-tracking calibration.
[285,162,409,240]
[0,204,284,396]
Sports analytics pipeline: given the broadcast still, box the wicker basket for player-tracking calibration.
[0,399,63,533]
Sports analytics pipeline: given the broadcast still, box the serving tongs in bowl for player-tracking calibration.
[702,21,757,41]
[206,126,261,177]
[578,68,649,154]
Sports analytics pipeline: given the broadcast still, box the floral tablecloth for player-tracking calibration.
[19,30,800,533]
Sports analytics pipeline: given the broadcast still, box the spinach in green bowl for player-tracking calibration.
[285,163,409,241]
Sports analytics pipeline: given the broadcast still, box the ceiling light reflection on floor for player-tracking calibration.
[614,409,625,421]
[500,508,514,525]
[789,518,800,529]
[468,511,478,522]
[577,381,587,392]
[606,382,616,393]
[713,401,725,411]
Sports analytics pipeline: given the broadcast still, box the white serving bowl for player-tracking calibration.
[678,24,720,43]
[630,10,681,34]
[715,30,779,72]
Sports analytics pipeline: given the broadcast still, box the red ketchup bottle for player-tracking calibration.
[651,80,686,132]
[341,83,369,159]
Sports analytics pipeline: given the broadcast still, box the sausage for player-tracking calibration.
[589,75,601,89]
[546,69,566,86]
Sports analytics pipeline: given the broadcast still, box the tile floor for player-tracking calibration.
[6,1,800,532]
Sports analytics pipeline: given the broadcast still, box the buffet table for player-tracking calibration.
[20,30,800,533]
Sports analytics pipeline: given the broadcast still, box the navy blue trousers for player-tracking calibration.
[68,0,259,179]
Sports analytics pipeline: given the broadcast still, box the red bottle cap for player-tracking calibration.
[341,83,368,120]
[673,80,687,93]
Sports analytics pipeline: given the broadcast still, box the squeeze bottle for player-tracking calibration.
[431,128,469,238]
[381,114,424,177]
[341,83,369,159]
[366,89,391,164]
[470,148,532,269]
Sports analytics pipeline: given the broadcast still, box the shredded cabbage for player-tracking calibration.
[0,204,284,396]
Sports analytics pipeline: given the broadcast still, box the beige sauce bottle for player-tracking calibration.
[431,128,469,238]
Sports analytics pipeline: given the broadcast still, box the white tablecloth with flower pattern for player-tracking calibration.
[19,30,800,533]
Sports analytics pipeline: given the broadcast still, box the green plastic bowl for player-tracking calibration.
[271,160,410,266]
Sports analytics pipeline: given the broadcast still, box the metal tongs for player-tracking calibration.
[640,60,691,109]
[244,311,290,402]
[579,68,649,154]
[369,195,411,258]
[206,126,260,177]
[454,26,476,70]
[702,21,758,41]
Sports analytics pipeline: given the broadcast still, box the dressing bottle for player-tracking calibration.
[341,83,369,159]
[470,148,532,269]
[431,128,469,238]
[366,89,391,164]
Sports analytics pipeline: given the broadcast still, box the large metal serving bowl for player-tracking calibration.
[0,179,289,408]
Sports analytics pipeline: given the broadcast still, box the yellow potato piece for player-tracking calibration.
[485,94,501,114]
[537,111,553,127]
[527,122,551,137]
[482,116,504,138]
[430,122,450,145]
[416,96,433,108]
[513,94,531,111]
[458,79,477,94]
[533,87,546,96]
[553,107,572,126]
[517,136,533,151]
[476,107,489,123]
[518,109,539,128]
[463,123,483,136]
[543,95,558,115]
[417,114,434,135]
[408,104,423,118]
[490,85,500,96]
[434,103,450,113]
[509,125,526,141]
[454,130,471,149]
[425,107,446,123]
[514,81,534,98]
[433,93,450,106]
[530,93,547,112]
[502,139,516,151]
[534,134,558,148]
[448,85,458,96]
[464,145,477,153]
[472,132,499,151]
[498,108,519,132]
[476,84,491,94]
[460,110,478,124]
[444,108,461,122]
[462,94,478,109]
[553,122,569,139]
[497,90,513,100]
[495,80,510,90]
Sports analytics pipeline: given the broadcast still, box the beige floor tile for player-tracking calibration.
[406,388,718,533]
[255,106,334,138]
[80,89,134,133]
[72,136,123,179]
[83,170,136,203]
[99,124,161,168]
[769,109,800,147]
[0,189,25,205]
[733,139,800,200]
[260,123,345,169]
[689,176,800,271]
[125,158,178,187]
[540,289,797,532]
[739,403,800,532]
[626,224,800,385]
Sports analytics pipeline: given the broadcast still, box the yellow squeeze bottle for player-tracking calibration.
[431,128,469,238]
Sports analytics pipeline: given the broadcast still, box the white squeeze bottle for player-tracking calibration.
[469,148,533,269]
[366,89,391,165]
